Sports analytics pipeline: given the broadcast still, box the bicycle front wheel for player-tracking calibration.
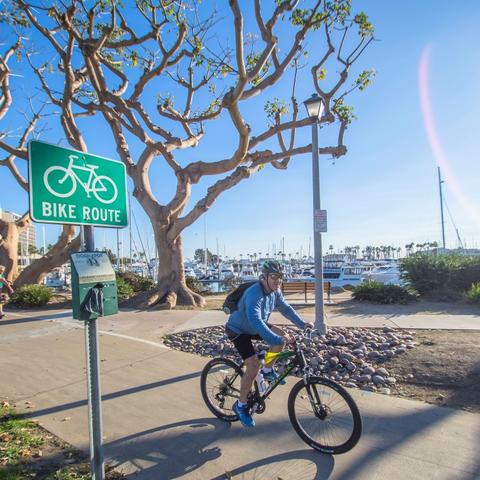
[288,377,362,454]
[200,357,242,422]
[92,175,118,204]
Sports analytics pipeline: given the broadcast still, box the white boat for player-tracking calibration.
[361,265,404,285]
[184,267,197,279]
[239,264,257,281]
[44,269,69,287]
[219,264,236,281]
[287,260,373,287]
[193,268,205,279]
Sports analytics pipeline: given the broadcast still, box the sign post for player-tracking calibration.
[29,140,128,480]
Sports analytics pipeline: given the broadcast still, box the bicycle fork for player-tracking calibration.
[304,377,328,420]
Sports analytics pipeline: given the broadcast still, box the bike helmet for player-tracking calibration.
[261,260,283,274]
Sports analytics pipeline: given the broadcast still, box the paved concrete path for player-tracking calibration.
[1,308,479,479]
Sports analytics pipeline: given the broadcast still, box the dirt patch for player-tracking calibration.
[0,401,125,479]
[382,330,480,412]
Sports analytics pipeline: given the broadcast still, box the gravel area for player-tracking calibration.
[163,325,417,394]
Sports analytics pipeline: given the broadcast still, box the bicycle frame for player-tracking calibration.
[239,343,312,412]
[63,155,103,197]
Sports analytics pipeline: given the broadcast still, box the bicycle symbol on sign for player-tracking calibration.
[43,155,118,205]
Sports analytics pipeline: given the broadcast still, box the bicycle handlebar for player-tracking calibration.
[290,327,315,347]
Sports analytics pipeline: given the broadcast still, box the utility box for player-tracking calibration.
[71,252,118,320]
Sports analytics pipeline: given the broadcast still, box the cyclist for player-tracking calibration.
[225,260,313,427]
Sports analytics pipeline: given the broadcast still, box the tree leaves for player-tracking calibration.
[316,68,327,81]
[354,12,374,38]
[264,98,289,120]
[355,69,376,91]
[333,98,356,124]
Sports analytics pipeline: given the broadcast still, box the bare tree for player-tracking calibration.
[0,32,81,285]
[4,0,374,307]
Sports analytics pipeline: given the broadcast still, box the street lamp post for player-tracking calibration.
[304,93,327,334]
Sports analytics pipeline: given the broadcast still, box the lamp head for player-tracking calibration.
[304,93,324,120]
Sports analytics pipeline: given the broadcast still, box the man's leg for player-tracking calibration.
[239,354,261,403]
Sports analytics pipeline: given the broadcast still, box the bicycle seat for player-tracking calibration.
[86,163,100,169]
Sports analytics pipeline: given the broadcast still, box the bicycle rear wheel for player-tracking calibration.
[288,377,362,454]
[200,357,243,422]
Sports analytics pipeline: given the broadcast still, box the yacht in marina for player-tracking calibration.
[239,263,258,281]
[287,256,375,287]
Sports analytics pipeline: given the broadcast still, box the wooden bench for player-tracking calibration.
[282,281,331,304]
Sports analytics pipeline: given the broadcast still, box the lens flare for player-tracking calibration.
[418,44,480,227]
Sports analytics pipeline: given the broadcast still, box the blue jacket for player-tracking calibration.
[226,282,305,345]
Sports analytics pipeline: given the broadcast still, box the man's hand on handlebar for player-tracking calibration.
[283,333,295,344]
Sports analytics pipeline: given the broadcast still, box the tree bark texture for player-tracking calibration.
[13,226,81,288]
[0,219,20,281]
[153,227,204,308]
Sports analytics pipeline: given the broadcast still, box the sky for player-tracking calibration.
[1,0,479,261]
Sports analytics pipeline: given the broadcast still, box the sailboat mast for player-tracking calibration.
[437,167,446,249]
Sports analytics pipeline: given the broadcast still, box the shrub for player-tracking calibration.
[353,281,416,304]
[465,283,480,304]
[116,276,135,299]
[117,271,154,292]
[401,253,480,299]
[186,276,206,294]
[9,284,53,307]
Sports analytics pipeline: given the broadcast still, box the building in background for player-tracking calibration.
[0,209,37,267]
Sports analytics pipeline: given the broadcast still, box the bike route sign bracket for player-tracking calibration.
[28,140,128,228]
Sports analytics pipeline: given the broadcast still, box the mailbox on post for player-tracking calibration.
[71,252,118,320]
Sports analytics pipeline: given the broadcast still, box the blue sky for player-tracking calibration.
[1,0,479,260]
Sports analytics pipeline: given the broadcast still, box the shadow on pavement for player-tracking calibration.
[0,311,73,326]
[105,417,334,480]
[340,401,480,479]
[209,449,335,480]
[105,418,228,479]
[27,370,202,419]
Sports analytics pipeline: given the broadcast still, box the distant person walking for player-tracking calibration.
[0,265,14,319]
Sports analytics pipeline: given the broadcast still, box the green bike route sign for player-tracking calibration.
[28,140,128,228]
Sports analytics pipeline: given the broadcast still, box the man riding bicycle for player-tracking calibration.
[225,260,313,427]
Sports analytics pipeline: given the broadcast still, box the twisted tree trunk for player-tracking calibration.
[0,218,21,281]
[13,226,81,288]
[155,229,204,308]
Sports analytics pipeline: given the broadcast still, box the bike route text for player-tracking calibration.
[41,201,122,223]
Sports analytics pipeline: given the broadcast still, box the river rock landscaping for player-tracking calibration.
[163,326,417,394]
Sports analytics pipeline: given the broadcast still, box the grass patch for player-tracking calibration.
[0,402,43,471]
[0,401,125,479]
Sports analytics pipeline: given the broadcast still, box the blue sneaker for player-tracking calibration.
[262,369,286,385]
[233,401,255,428]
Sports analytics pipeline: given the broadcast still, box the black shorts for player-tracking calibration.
[226,327,262,360]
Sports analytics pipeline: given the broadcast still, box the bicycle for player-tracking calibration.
[200,329,362,454]
[43,154,118,204]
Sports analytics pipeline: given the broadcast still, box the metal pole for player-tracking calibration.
[437,167,446,249]
[116,229,120,271]
[83,225,105,480]
[129,193,132,270]
[204,216,207,274]
[311,122,326,334]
